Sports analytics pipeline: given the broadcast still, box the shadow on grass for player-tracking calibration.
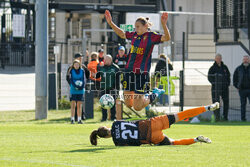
[64,146,116,153]
[48,117,70,123]
[31,117,110,125]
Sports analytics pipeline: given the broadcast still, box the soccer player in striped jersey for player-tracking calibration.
[105,10,171,111]
[90,102,219,146]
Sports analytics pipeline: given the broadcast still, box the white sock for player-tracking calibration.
[78,117,81,122]
[204,105,210,111]
[71,117,74,121]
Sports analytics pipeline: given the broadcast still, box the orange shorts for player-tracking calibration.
[150,115,170,144]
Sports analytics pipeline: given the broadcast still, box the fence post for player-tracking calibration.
[248,1,250,43]
[180,32,185,111]
[179,70,184,111]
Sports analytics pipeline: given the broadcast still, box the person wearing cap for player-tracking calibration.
[70,59,85,124]
[114,46,128,70]
[98,49,104,66]
[96,54,120,121]
[66,53,90,85]
[66,53,90,121]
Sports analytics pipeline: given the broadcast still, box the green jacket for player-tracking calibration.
[97,63,120,90]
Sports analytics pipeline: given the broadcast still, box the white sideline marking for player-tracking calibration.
[0,158,92,167]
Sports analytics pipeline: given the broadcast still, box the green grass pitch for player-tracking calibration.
[0,109,250,167]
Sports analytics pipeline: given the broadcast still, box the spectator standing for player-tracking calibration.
[208,53,231,121]
[66,53,89,120]
[66,53,89,84]
[233,55,250,121]
[69,59,85,124]
[83,50,89,67]
[87,52,101,90]
[98,49,104,66]
[96,55,120,121]
[155,54,173,106]
[114,46,128,70]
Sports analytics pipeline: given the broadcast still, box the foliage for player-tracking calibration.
[58,96,71,110]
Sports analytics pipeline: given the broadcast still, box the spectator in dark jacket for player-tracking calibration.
[155,54,173,77]
[98,49,104,66]
[208,53,230,121]
[233,55,250,121]
[96,54,120,121]
[155,54,173,105]
[83,50,89,67]
[114,46,128,70]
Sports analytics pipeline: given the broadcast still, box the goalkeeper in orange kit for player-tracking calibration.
[90,102,219,146]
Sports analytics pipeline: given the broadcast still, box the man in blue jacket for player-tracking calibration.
[233,55,250,121]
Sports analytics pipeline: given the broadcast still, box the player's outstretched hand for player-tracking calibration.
[105,10,112,24]
[161,12,168,25]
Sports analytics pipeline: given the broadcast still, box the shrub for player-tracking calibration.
[58,96,71,110]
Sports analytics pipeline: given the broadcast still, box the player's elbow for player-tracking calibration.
[167,35,171,41]
[119,33,126,39]
[162,35,171,42]
[164,35,171,41]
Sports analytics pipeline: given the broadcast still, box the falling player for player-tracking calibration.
[90,102,219,146]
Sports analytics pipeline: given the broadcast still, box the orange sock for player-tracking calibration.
[177,107,206,121]
[173,138,195,145]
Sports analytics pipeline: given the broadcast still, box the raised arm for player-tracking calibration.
[160,12,171,42]
[105,10,126,39]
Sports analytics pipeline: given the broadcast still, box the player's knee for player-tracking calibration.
[133,104,143,111]
[125,100,133,108]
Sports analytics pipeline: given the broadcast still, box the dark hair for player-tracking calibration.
[136,17,153,27]
[74,53,83,58]
[98,49,104,53]
[90,126,110,146]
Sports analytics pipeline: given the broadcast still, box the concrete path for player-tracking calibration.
[155,105,250,121]
[0,66,35,111]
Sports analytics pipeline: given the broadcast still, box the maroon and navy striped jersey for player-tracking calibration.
[125,31,162,73]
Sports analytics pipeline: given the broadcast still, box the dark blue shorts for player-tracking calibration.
[70,94,84,101]
[122,72,150,94]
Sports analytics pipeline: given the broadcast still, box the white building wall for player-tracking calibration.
[174,0,213,41]
[173,0,214,60]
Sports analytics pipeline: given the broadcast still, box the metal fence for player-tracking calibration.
[0,10,35,67]
[0,42,35,68]
[215,0,249,29]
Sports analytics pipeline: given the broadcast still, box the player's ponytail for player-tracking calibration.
[90,126,111,146]
[136,17,153,28]
[90,130,99,146]
[145,17,153,27]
